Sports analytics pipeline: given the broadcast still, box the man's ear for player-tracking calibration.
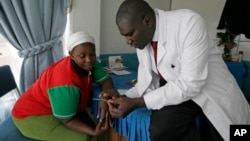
[143,15,152,26]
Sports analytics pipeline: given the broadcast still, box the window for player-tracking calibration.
[0,13,71,88]
[62,12,72,56]
[0,34,22,88]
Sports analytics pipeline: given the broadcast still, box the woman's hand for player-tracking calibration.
[98,101,113,127]
[99,88,120,100]
[98,88,120,125]
[93,112,109,136]
[97,101,108,120]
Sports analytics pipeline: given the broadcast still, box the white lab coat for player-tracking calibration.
[125,9,250,141]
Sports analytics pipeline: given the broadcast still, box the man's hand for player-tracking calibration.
[107,97,145,118]
[107,97,135,118]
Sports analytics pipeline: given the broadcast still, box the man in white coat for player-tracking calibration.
[104,0,250,140]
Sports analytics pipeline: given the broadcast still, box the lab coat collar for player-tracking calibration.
[136,44,153,95]
[136,9,168,95]
[154,9,167,67]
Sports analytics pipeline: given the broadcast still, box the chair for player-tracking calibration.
[0,65,20,97]
[0,65,36,141]
[0,65,20,124]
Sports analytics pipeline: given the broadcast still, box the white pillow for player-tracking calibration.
[0,89,19,124]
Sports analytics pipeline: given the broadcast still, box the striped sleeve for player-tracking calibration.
[93,61,109,83]
[48,85,80,119]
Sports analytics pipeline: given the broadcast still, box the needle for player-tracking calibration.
[92,98,108,102]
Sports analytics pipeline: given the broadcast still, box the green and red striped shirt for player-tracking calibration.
[12,56,109,119]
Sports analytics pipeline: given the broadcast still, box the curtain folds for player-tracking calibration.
[0,0,69,92]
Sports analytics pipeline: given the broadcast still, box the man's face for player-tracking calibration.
[117,17,154,50]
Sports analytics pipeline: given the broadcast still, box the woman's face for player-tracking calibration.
[69,43,96,72]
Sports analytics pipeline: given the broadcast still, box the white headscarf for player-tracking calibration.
[67,31,95,52]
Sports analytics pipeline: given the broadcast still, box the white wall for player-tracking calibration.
[71,0,101,56]
[236,35,250,61]
[71,0,250,60]
[172,0,250,61]
[71,0,171,55]
[172,0,226,39]
[171,0,226,55]
[100,0,133,54]
[100,0,172,54]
